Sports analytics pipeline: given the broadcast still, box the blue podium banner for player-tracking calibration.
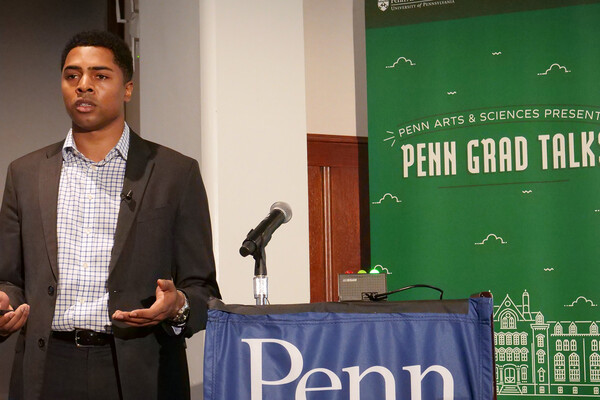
[203,297,494,400]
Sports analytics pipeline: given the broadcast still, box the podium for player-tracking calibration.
[204,295,495,400]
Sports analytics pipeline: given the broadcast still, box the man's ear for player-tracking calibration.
[124,81,134,103]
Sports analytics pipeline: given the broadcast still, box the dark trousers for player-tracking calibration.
[39,336,122,400]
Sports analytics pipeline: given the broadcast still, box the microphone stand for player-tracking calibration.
[252,245,268,305]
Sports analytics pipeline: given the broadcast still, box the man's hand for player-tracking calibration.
[112,279,185,327]
[0,290,29,337]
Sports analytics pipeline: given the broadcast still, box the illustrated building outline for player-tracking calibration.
[494,290,600,397]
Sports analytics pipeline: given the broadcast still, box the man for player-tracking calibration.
[0,30,220,400]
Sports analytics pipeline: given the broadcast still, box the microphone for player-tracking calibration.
[239,202,292,257]
[120,190,133,202]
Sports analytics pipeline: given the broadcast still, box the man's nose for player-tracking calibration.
[76,75,93,93]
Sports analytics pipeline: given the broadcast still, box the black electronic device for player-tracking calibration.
[338,273,387,301]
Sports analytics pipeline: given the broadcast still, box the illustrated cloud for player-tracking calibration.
[386,56,416,68]
[564,296,598,307]
[537,63,571,76]
[372,193,402,205]
[475,233,507,245]
[372,264,392,274]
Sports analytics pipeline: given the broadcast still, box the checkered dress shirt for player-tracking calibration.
[51,125,130,333]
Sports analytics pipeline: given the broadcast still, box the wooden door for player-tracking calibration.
[307,134,370,302]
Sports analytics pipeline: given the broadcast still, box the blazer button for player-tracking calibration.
[47,286,55,296]
[38,338,45,348]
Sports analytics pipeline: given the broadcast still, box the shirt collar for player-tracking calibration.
[62,123,130,162]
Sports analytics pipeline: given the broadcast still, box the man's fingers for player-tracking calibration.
[16,304,28,313]
[11,305,30,329]
[128,302,165,319]
[0,312,15,330]
[112,309,165,327]
[9,309,29,331]
[157,279,176,292]
[0,304,29,334]
[119,311,158,322]
[113,309,168,323]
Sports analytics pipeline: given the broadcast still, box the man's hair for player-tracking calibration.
[61,30,133,82]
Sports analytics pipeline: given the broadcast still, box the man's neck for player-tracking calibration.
[72,121,125,162]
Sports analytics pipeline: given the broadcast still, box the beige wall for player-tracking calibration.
[200,0,310,305]
[304,0,367,136]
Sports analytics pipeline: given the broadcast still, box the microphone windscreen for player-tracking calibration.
[270,201,292,223]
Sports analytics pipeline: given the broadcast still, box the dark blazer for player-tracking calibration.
[0,132,220,400]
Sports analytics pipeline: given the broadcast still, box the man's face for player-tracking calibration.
[61,46,132,133]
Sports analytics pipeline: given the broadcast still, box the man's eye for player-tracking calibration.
[65,74,78,80]
[97,74,108,80]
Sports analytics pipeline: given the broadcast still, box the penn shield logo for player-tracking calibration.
[378,0,390,11]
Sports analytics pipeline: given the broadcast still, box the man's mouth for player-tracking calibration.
[75,99,95,112]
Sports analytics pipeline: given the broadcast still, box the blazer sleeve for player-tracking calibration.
[171,160,220,337]
[0,164,26,343]
[0,163,26,308]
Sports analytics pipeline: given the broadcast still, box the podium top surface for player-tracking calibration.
[207,294,493,316]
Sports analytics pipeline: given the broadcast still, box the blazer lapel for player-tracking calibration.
[109,132,155,273]
[39,143,64,281]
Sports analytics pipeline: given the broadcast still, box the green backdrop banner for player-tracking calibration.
[366,0,600,398]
